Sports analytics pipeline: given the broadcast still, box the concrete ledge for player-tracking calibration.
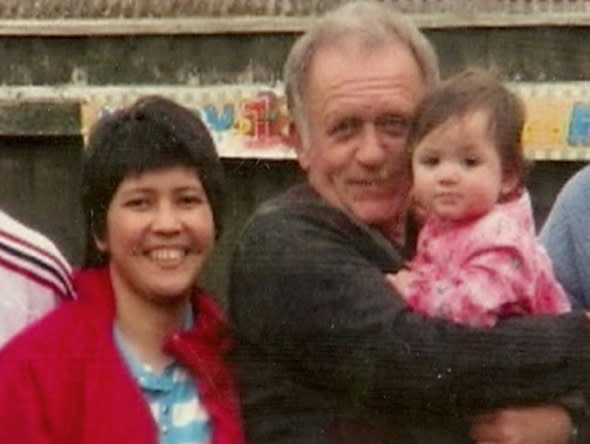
[1,12,590,36]
[0,0,589,21]
[2,83,590,161]
[0,101,81,136]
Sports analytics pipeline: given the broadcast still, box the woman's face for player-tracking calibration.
[96,166,215,306]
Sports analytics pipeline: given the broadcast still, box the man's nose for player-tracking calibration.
[356,125,388,167]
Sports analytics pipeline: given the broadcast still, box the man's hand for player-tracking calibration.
[470,405,573,444]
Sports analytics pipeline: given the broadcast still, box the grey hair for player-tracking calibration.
[284,0,440,144]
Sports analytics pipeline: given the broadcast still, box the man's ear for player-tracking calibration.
[290,124,311,172]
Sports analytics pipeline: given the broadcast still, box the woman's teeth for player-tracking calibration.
[149,249,185,262]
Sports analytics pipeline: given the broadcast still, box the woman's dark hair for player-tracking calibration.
[81,95,224,267]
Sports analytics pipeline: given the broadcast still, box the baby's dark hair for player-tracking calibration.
[81,95,224,267]
[406,68,528,189]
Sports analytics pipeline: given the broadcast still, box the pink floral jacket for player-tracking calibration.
[404,191,570,327]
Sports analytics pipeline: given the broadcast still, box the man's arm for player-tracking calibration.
[540,165,590,310]
[230,207,590,413]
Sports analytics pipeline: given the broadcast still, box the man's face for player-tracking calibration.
[296,40,426,233]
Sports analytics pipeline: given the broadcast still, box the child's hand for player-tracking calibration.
[408,187,429,227]
[411,197,429,226]
[385,269,416,296]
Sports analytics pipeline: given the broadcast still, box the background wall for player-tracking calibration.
[0,0,589,302]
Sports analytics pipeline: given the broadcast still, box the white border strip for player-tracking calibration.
[0,13,590,36]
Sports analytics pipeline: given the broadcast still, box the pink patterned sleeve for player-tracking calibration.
[406,244,535,328]
[403,194,572,328]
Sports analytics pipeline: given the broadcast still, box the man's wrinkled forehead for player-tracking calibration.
[303,36,419,95]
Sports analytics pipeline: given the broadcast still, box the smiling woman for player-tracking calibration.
[0,96,244,444]
[98,167,216,349]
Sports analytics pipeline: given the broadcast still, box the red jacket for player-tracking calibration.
[0,267,244,444]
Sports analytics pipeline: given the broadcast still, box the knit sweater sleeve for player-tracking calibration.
[541,165,590,309]
[230,195,590,413]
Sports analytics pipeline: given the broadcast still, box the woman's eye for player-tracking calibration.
[125,198,150,209]
[178,194,203,207]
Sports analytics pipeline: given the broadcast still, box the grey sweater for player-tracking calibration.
[229,183,590,444]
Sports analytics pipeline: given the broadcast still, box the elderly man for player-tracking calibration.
[229,2,590,443]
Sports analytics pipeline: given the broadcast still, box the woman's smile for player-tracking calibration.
[98,167,215,305]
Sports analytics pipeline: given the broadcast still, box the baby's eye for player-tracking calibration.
[418,155,439,167]
[462,157,479,167]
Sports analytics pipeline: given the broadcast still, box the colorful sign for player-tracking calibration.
[77,83,590,160]
[81,85,295,159]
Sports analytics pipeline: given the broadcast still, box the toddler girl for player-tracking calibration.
[390,69,570,327]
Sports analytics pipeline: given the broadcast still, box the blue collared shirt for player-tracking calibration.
[114,308,212,444]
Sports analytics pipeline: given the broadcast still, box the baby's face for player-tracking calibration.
[411,109,516,222]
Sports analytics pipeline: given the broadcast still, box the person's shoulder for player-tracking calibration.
[557,164,590,205]
[239,183,375,253]
[249,183,368,230]
[0,209,74,298]
[241,184,325,234]
[0,299,85,360]
[0,210,63,256]
[250,183,321,218]
[0,210,71,272]
[569,163,590,184]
